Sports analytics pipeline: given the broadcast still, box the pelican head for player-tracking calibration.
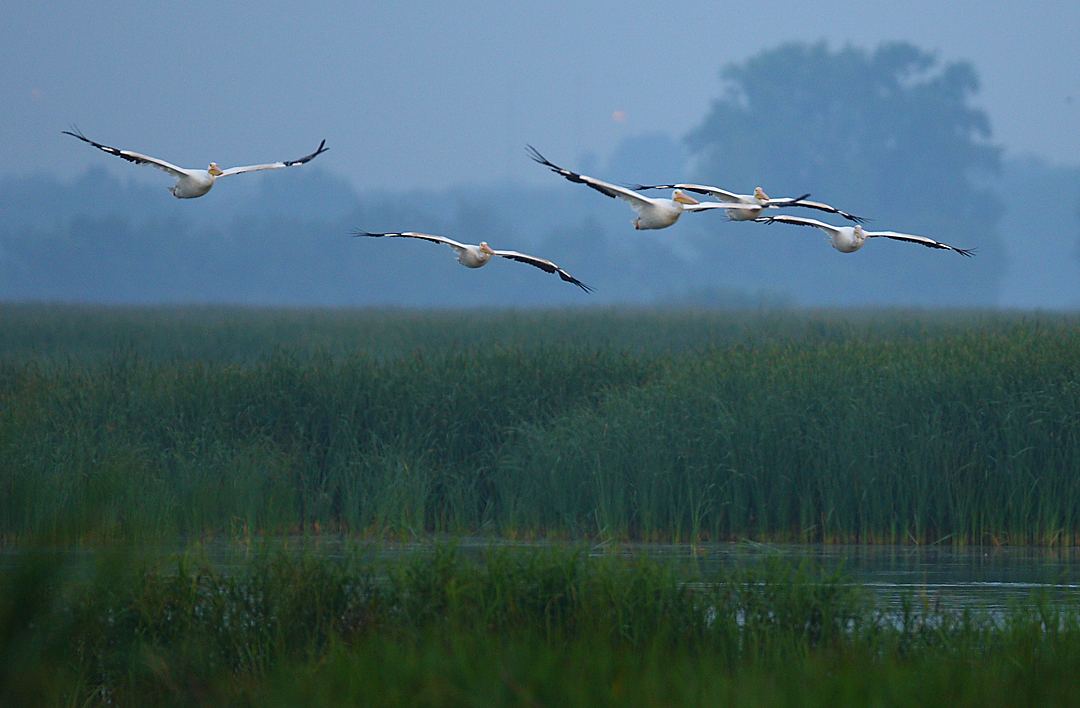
[672,190,699,205]
[753,187,770,202]
[479,242,495,256]
[208,163,224,177]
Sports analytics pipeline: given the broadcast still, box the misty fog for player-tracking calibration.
[1,41,1078,309]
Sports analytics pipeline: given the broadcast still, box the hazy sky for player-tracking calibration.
[2,0,1078,191]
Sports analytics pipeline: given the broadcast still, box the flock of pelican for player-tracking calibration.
[65,129,975,293]
[527,146,974,258]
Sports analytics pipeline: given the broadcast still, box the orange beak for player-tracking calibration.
[673,190,699,205]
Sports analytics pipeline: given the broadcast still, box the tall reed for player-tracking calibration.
[2,306,1080,543]
[506,323,1080,543]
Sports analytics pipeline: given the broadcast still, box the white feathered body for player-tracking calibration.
[827,226,867,253]
[633,197,685,230]
[170,171,216,199]
[453,244,494,268]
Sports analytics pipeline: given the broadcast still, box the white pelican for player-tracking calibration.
[63,127,327,199]
[759,215,975,256]
[527,146,726,230]
[353,231,593,292]
[631,183,865,223]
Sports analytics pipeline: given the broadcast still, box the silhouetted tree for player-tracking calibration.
[684,42,1006,306]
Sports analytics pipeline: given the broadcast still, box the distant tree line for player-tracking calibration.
[2,42,1074,308]
[681,41,1006,306]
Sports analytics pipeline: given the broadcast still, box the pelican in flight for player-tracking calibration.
[354,231,593,292]
[527,146,727,230]
[630,183,865,223]
[63,127,327,199]
[759,215,975,256]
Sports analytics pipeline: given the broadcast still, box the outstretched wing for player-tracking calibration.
[681,202,747,213]
[788,198,866,223]
[629,183,745,203]
[218,140,328,177]
[63,126,189,178]
[865,230,975,256]
[758,214,843,236]
[492,249,593,292]
[353,230,470,255]
[527,145,654,210]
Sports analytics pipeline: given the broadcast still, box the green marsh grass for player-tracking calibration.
[2,304,1080,543]
[4,544,1080,707]
[512,322,1080,544]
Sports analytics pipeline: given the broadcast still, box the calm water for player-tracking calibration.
[603,541,1080,613]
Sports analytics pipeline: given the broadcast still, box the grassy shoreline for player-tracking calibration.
[3,543,1080,707]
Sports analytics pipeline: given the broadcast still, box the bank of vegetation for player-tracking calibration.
[2,305,1078,545]
[3,544,1080,707]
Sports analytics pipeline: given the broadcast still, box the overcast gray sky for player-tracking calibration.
[2,0,1077,191]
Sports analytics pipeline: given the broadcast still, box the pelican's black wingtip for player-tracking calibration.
[285,139,330,166]
[525,144,549,166]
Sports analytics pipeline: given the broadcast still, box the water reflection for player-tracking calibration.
[600,542,1080,613]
